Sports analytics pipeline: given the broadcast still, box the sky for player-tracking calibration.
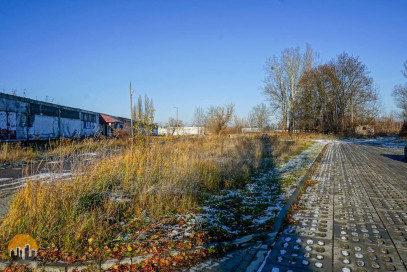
[0,0,406,125]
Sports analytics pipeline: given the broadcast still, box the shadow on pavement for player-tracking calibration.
[381,154,407,163]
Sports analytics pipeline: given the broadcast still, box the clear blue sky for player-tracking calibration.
[1,0,406,125]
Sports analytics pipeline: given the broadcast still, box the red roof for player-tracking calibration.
[99,114,119,123]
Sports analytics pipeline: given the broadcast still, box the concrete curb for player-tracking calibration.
[242,143,328,272]
[183,143,329,272]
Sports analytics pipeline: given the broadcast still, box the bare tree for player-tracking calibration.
[334,53,376,133]
[137,95,143,121]
[393,84,407,120]
[264,56,288,130]
[296,53,377,135]
[133,94,155,124]
[264,45,317,132]
[392,60,407,120]
[234,115,248,128]
[144,94,155,124]
[248,103,270,131]
[166,117,183,135]
[304,43,318,72]
[233,115,248,133]
[206,104,235,136]
[192,107,206,127]
[283,47,303,132]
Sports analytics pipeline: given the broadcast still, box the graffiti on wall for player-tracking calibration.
[0,111,17,140]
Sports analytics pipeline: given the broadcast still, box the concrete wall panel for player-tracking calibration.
[0,112,7,130]
[28,115,59,139]
[60,118,81,138]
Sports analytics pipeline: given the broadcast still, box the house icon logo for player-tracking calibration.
[8,234,38,260]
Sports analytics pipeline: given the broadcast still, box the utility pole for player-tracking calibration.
[130,82,134,138]
[173,106,179,136]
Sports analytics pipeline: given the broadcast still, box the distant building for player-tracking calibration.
[158,126,204,136]
[355,125,374,136]
[242,128,262,133]
[0,92,135,141]
[99,114,124,137]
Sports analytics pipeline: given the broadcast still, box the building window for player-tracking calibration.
[83,121,95,129]
[81,113,96,122]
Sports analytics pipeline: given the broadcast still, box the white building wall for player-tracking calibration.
[158,127,167,136]
[60,118,82,138]
[0,97,29,140]
[159,127,204,136]
[0,93,101,140]
[242,128,262,133]
[28,115,59,139]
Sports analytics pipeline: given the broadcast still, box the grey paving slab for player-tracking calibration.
[184,141,407,271]
[260,142,407,272]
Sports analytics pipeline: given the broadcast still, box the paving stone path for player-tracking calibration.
[260,141,407,272]
[188,141,407,272]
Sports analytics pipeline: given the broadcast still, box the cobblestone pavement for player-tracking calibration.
[260,141,407,272]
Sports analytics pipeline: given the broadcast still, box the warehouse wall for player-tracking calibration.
[0,93,100,141]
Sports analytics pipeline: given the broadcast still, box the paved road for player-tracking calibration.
[261,141,407,272]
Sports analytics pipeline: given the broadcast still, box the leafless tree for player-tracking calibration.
[334,53,376,133]
[392,60,407,120]
[192,107,206,127]
[248,103,270,130]
[264,56,288,130]
[264,45,317,132]
[374,112,404,135]
[296,53,377,135]
[133,94,155,124]
[233,115,248,133]
[304,43,318,72]
[393,84,407,120]
[233,115,248,128]
[402,60,407,78]
[137,95,143,121]
[205,104,235,136]
[166,117,183,135]
[144,94,155,124]
[283,47,303,132]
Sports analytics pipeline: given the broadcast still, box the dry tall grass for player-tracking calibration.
[0,138,129,164]
[0,135,312,258]
[0,143,36,163]
[0,137,262,253]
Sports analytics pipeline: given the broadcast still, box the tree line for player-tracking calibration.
[182,47,407,137]
[392,61,407,120]
[392,60,407,136]
[264,44,380,136]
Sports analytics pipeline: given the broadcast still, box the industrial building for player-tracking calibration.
[0,92,131,141]
[158,126,205,136]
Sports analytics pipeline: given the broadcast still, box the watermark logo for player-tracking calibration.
[8,234,38,260]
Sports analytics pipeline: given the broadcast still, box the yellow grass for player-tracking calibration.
[0,143,36,163]
[0,134,313,257]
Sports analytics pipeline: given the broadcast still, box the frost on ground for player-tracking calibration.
[343,136,406,149]
[105,142,325,261]
[136,141,326,245]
